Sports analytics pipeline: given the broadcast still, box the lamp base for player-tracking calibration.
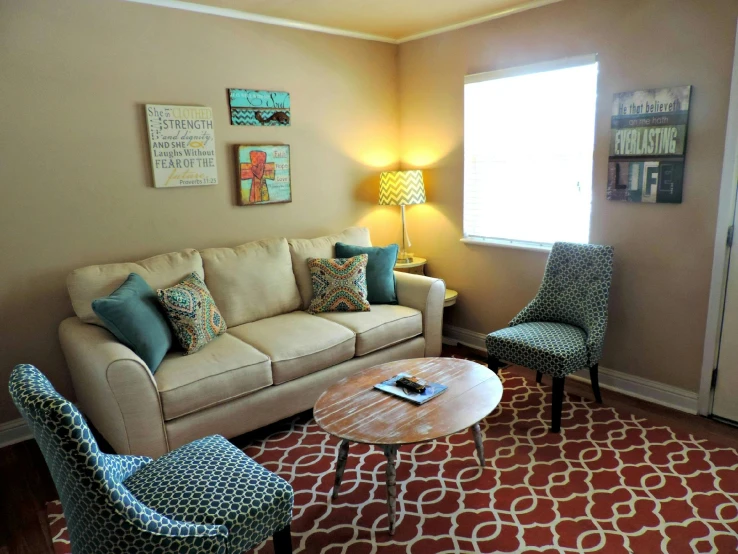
[397,251,414,263]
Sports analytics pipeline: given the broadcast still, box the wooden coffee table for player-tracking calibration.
[313,357,503,535]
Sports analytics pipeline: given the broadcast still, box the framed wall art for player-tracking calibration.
[228,89,290,126]
[145,104,218,187]
[607,86,691,204]
[237,145,291,206]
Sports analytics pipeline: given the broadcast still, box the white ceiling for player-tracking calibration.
[132,0,564,42]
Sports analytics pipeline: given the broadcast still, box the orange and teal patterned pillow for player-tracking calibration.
[157,272,227,354]
[307,255,371,314]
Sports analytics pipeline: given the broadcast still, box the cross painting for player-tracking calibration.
[237,145,291,206]
[229,89,290,126]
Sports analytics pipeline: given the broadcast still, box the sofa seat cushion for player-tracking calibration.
[155,334,271,421]
[228,312,355,385]
[317,305,422,356]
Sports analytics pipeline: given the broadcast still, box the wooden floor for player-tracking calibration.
[0,440,57,554]
[3,344,738,554]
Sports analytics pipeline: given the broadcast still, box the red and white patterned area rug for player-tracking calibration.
[47,368,738,553]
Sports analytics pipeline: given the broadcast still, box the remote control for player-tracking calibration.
[396,376,427,393]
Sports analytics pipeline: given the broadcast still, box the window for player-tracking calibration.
[463,55,598,250]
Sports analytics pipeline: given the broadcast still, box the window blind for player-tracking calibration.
[463,56,598,247]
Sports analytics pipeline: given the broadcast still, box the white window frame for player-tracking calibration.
[462,54,599,252]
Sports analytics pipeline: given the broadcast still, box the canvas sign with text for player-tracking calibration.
[145,104,218,188]
[607,86,691,203]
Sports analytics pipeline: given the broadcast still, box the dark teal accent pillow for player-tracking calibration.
[92,273,172,373]
[335,242,399,304]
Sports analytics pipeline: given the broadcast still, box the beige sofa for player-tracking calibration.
[59,228,446,458]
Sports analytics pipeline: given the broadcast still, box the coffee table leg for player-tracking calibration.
[332,439,351,499]
[471,423,485,467]
[381,445,398,535]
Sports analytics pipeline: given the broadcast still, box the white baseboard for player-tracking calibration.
[0,417,32,449]
[443,324,699,414]
[443,324,488,350]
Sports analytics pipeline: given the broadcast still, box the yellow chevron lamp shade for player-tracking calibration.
[379,170,426,206]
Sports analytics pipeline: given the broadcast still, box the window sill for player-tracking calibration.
[460,237,553,253]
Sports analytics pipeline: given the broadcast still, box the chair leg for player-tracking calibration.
[487,355,501,375]
[590,363,602,403]
[273,524,293,554]
[551,377,565,433]
[536,371,543,384]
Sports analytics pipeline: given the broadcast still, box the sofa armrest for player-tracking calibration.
[394,271,446,357]
[59,317,169,458]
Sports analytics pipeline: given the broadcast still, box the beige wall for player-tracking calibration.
[0,0,400,423]
[399,0,738,391]
[2,0,735,427]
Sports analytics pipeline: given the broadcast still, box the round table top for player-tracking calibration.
[394,257,426,269]
[444,288,458,307]
[313,358,502,446]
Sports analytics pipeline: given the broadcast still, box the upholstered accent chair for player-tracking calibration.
[9,364,294,554]
[486,242,614,432]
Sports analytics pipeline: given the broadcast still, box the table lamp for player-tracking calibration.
[379,169,426,263]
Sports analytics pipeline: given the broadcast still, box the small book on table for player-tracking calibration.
[374,373,447,405]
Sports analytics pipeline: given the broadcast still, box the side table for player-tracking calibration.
[444,289,458,307]
[394,258,458,307]
[394,257,426,275]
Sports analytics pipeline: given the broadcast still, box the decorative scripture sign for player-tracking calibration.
[237,145,291,206]
[228,89,290,126]
[607,86,691,203]
[145,104,218,188]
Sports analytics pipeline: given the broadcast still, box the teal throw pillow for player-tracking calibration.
[335,242,399,304]
[92,273,173,373]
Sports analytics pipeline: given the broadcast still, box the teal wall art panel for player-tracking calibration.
[228,89,290,126]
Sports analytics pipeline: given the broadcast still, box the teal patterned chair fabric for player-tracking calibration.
[486,242,614,432]
[9,364,294,554]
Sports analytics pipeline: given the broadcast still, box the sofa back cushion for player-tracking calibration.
[201,237,301,326]
[68,249,204,326]
[288,227,372,309]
